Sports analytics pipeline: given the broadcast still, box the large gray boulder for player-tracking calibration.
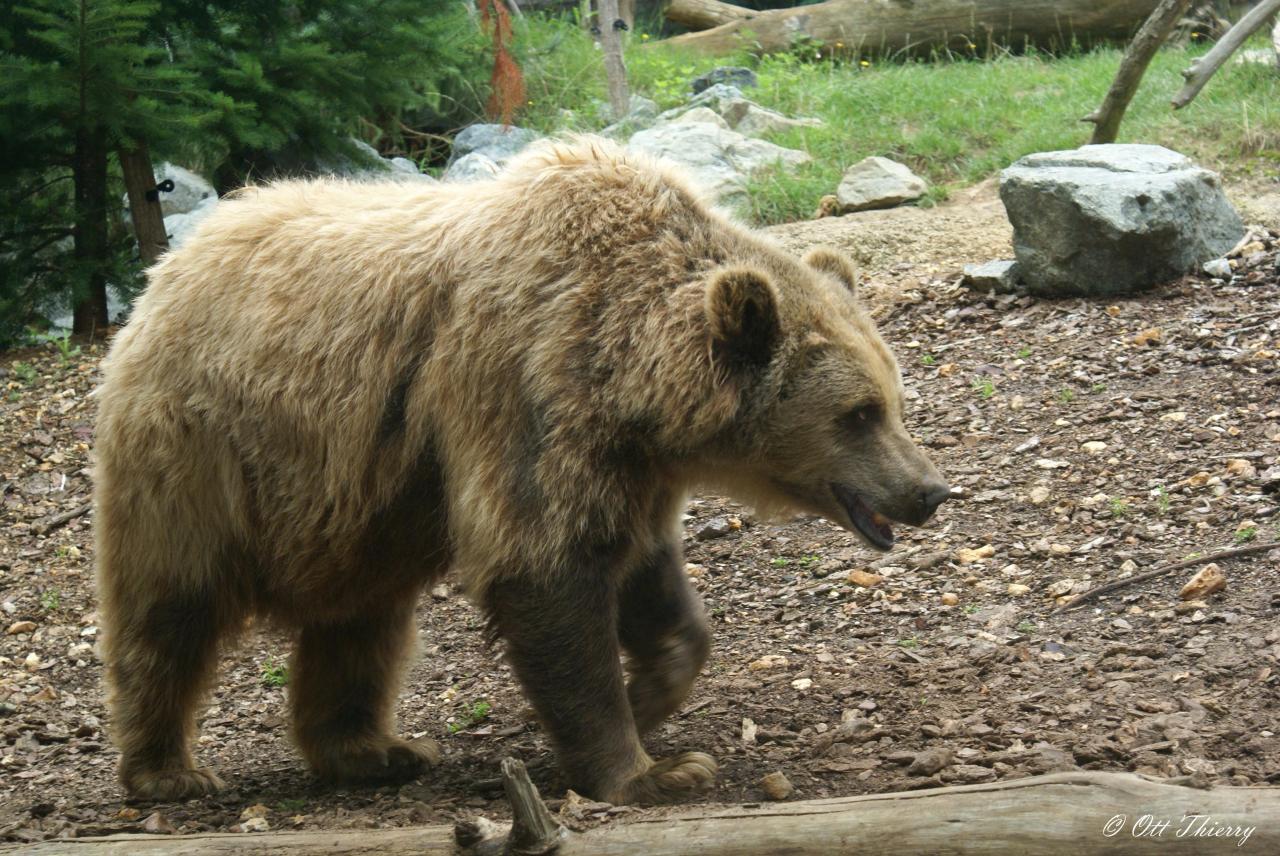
[154,163,215,216]
[656,84,822,139]
[836,156,927,212]
[442,152,501,183]
[691,66,758,95]
[164,195,220,249]
[627,121,810,205]
[448,124,539,167]
[1000,145,1245,296]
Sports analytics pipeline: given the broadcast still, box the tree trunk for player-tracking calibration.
[665,0,756,31]
[119,142,170,266]
[1173,0,1280,108]
[8,771,1278,855]
[662,0,1164,57]
[598,0,632,119]
[71,124,110,337]
[1084,0,1193,144]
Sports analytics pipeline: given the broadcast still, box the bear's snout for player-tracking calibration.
[918,480,952,524]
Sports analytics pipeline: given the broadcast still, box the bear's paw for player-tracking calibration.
[614,751,717,805]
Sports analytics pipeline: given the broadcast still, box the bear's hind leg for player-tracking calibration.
[487,568,716,805]
[619,543,712,735]
[290,596,439,782]
[106,588,230,801]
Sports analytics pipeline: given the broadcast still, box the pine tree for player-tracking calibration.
[0,2,482,345]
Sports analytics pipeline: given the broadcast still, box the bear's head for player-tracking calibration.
[703,247,949,551]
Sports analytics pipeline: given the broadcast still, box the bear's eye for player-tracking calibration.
[842,403,882,429]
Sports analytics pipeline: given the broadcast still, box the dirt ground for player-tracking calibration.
[2,184,1279,844]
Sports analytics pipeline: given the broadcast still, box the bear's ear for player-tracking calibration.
[705,267,780,367]
[803,248,858,295]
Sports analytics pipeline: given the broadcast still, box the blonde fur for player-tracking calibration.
[94,136,944,801]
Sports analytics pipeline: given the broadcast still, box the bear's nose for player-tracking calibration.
[920,482,952,521]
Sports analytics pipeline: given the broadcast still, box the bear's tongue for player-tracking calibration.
[831,484,894,551]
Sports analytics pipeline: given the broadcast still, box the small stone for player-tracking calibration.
[955,545,995,564]
[240,804,270,820]
[1133,327,1163,346]
[1035,458,1070,469]
[6,620,36,635]
[759,771,794,800]
[1007,583,1031,596]
[238,817,270,833]
[962,260,1020,293]
[1180,563,1226,600]
[143,812,176,834]
[1203,257,1233,278]
[749,654,789,671]
[742,717,758,745]
[907,747,953,776]
[23,652,41,671]
[1082,441,1107,454]
[695,516,734,541]
[791,677,813,691]
[1160,411,1187,423]
[1120,559,1138,574]
[940,592,959,606]
[1028,486,1051,505]
[1225,458,1257,478]
[836,156,927,212]
[846,569,884,587]
[1047,579,1076,598]
[430,584,450,601]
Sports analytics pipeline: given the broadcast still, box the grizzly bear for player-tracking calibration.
[94,137,949,804]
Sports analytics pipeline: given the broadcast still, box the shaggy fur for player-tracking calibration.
[95,137,947,804]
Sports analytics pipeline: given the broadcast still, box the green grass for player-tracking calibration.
[448,699,492,733]
[511,17,1279,225]
[261,659,289,688]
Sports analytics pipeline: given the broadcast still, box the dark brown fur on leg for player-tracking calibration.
[106,588,231,801]
[290,596,439,782]
[619,543,712,736]
[487,561,715,805]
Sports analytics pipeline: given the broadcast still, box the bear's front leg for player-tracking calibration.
[487,570,716,805]
[619,542,712,735]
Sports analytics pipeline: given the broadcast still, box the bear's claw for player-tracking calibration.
[615,752,717,805]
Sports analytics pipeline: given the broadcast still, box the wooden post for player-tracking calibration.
[1173,0,1280,108]
[598,0,631,120]
[1083,0,1193,144]
[118,142,170,266]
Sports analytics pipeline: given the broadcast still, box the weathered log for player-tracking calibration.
[662,0,1165,57]
[1084,0,1193,144]
[8,771,1277,855]
[1173,0,1280,108]
[665,0,756,31]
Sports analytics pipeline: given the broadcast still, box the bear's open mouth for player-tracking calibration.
[831,483,894,551]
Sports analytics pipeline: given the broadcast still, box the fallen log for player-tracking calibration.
[8,769,1278,854]
[662,0,1164,57]
[665,0,756,31]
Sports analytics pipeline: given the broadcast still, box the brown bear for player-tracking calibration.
[94,137,949,805]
